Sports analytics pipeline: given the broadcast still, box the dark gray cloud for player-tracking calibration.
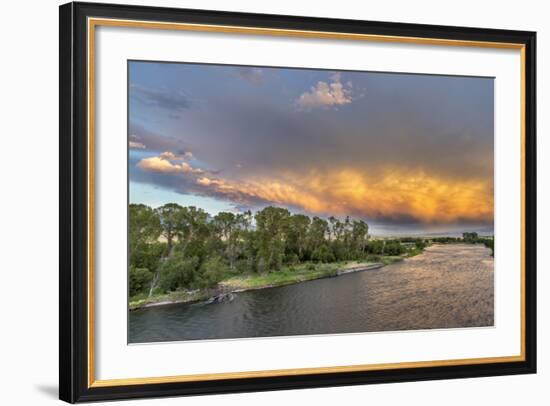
[130,84,191,114]
[171,86,493,183]
[129,122,189,155]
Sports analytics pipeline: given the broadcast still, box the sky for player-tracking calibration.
[128,61,494,236]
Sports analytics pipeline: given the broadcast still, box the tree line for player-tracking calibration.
[130,204,379,297]
[129,203,493,298]
[462,232,494,255]
[418,233,494,256]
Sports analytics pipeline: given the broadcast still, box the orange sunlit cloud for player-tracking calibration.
[191,168,493,224]
[137,154,202,174]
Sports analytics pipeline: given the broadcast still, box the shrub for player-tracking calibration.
[415,240,427,250]
[366,254,381,262]
[158,254,200,292]
[257,257,266,274]
[129,267,153,297]
[197,256,227,288]
[367,240,384,255]
[311,245,335,263]
[384,241,404,256]
[270,253,284,271]
[234,259,252,274]
[286,253,300,265]
[483,239,494,256]
[129,242,165,272]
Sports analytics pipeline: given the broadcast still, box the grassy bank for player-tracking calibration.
[221,261,376,291]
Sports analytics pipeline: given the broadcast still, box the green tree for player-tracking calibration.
[351,220,369,258]
[154,203,183,255]
[129,204,161,252]
[178,206,209,249]
[130,242,165,275]
[342,216,353,259]
[308,216,329,254]
[212,211,250,268]
[255,206,290,271]
[328,216,345,260]
[240,228,258,272]
[462,232,479,243]
[129,204,163,297]
[286,214,311,260]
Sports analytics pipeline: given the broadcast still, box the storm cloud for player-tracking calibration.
[130,83,191,117]
[129,61,494,230]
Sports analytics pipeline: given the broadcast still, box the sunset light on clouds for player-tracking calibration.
[129,61,494,235]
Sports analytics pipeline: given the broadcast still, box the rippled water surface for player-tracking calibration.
[129,244,494,343]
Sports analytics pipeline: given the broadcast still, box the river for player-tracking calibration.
[129,244,494,343]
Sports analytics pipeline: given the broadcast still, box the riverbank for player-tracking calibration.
[129,257,403,310]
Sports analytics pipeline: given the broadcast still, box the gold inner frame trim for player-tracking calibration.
[87,17,527,388]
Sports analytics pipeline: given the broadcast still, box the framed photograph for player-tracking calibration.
[59,1,536,402]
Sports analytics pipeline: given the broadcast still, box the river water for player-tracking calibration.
[129,244,494,343]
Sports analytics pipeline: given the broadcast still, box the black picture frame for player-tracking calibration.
[59,1,537,403]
